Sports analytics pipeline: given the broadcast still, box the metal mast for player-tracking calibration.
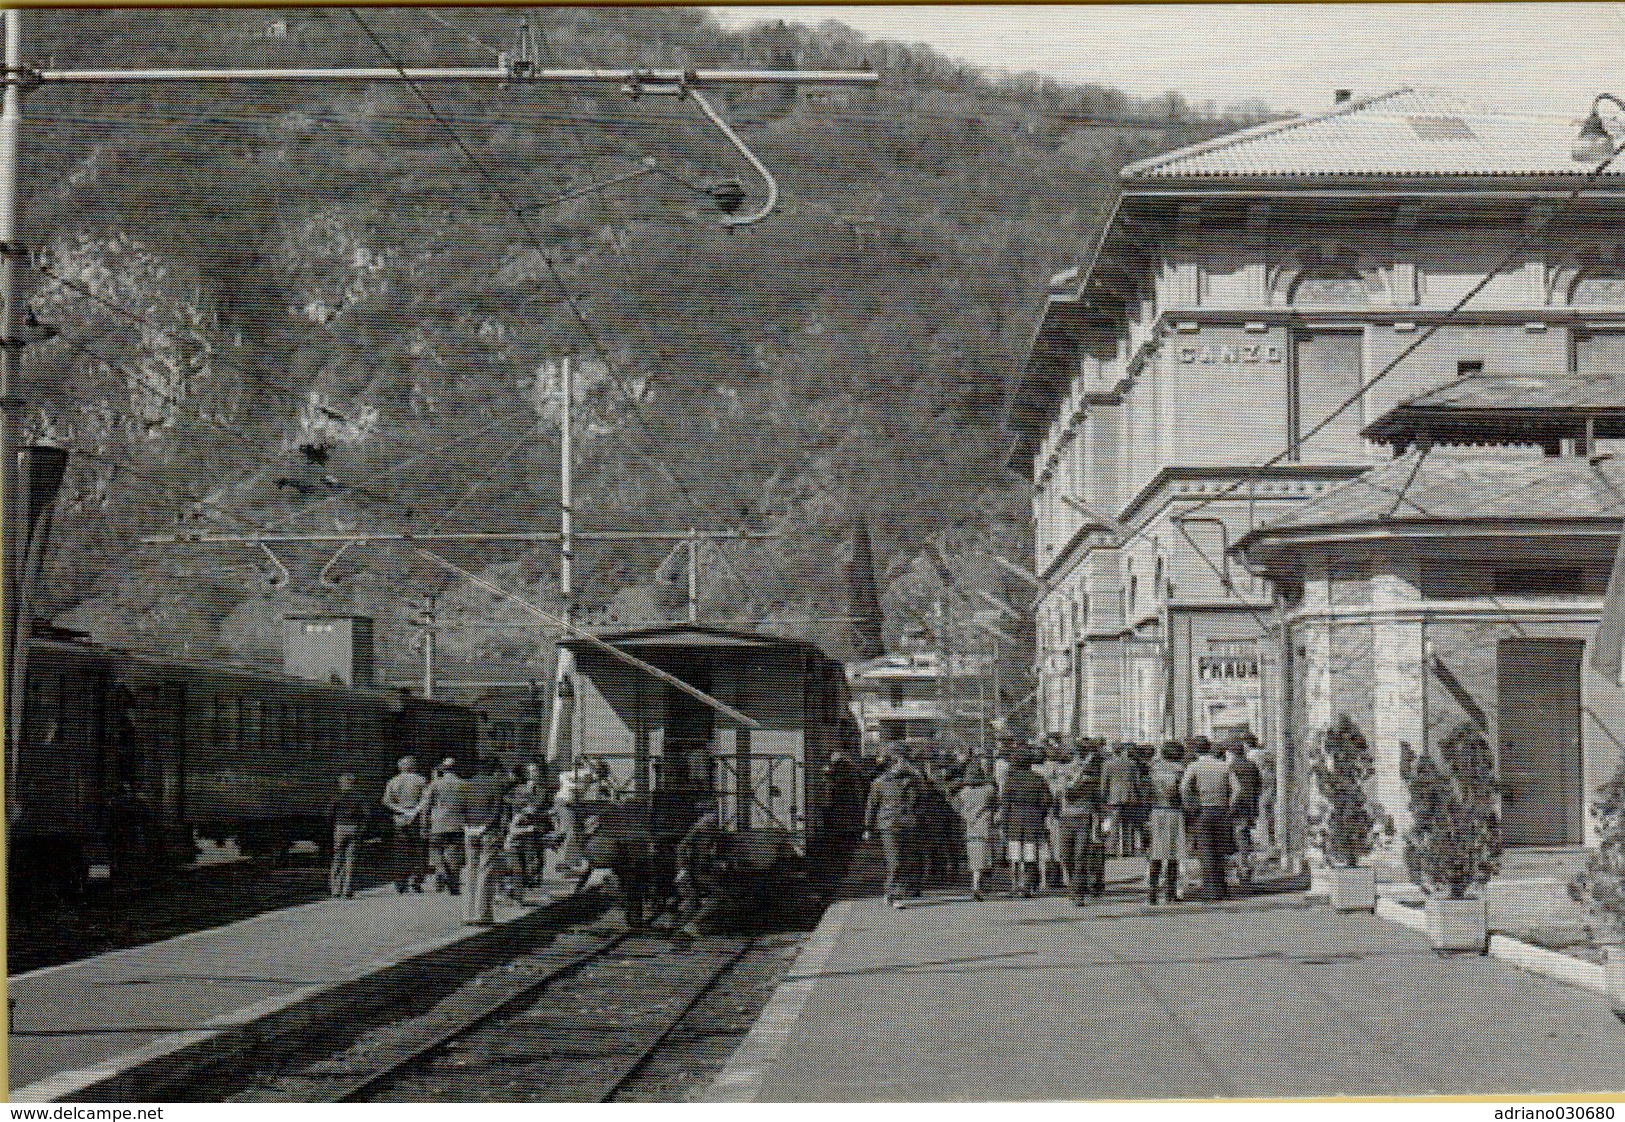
[545,356,575,768]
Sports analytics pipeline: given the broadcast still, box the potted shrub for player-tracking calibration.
[1402,724,1503,953]
[1309,715,1388,911]
[1569,757,1625,1007]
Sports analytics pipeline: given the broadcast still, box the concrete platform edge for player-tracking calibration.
[1488,935,1607,995]
[1372,894,1608,997]
[702,899,854,1103]
[12,890,605,1103]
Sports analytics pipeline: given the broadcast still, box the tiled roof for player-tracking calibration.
[1363,375,1625,444]
[1388,374,1625,413]
[1125,89,1625,180]
[1243,448,1625,536]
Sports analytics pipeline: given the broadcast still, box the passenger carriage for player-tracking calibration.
[10,633,479,892]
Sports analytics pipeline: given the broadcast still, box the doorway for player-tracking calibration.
[1497,638,1584,847]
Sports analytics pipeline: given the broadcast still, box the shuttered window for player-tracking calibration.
[1292,330,1364,462]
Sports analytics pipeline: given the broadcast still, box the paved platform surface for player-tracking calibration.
[711,856,1625,1101]
[8,873,570,1101]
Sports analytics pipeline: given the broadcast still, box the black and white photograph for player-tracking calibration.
[8,2,1625,1106]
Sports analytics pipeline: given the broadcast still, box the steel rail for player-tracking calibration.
[319,929,637,1104]
[323,932,753,1103]
[593,936,756,1101]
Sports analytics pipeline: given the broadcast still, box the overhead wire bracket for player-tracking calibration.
[685,87,778,228]
[318,540,356,587]
[257,542,290,589]
[618,69,779,227]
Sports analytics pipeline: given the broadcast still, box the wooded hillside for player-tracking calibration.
[14,7,1274,692]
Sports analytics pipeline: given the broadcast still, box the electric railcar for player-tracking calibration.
[559,623,862,886]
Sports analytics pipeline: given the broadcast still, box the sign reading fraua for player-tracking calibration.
[1196,639,1261,739]
[1176,343,1283,364]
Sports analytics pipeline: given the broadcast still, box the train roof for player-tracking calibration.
[561,623,837,662]
[24,634,469,709]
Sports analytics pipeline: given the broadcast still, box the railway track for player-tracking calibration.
[232,926,761,1103]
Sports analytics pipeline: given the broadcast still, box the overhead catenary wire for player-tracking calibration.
[58,11,849,632]
[19,15,1000,647]
[526,16,788,615]
[351,10,833,628]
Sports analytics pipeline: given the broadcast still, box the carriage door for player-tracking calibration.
[142,683,186,820]
[1497,639,1583,846]
[663,669,714,799]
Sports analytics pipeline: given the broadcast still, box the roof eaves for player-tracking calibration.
[1237,515,1623,554]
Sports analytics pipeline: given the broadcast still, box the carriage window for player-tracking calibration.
[241,698,261,751]
[1494,568,1582,595]
[24,671,60,745]
[219,694,238,751]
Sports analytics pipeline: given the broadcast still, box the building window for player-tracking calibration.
[1494,568,1583,595]
[1289,269,1370,306]
[1457,359,1484,377]
[888,682,904,707]
[1574,330,1625,377]
[1290,330,1364,462]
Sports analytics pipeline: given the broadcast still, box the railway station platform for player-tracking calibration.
[8,869,582,1102]
[708,854,1625,1101]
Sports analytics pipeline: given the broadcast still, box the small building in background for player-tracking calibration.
[846,651,995,754]
[283,615,373,687]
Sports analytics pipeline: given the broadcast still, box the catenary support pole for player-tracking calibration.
[2,34,871,778]
[2,9,24,792]
[422,594,436,700]
[687,528,699,623]
[545,357,575,768]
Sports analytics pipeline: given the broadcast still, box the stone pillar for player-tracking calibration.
[1085,636,1124,740]
[1297,569,1334,878]
[1302,570,1334,735]
[1371,564,1425,846]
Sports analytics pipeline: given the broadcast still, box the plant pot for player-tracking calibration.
[1424,896,1487,953]
[1327,865,1376,912]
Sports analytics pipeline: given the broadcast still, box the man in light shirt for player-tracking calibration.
[381,755,427,893]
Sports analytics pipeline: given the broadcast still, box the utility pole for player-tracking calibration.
[3,10,26,790]
[977,650,986,756]
[420,594,436,699]
[932,598,946,745]
[545,355,574,769]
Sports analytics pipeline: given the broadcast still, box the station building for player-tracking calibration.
[1006,88,1625,863]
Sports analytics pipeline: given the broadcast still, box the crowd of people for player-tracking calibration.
[326,752,728,935]
[321,732,1276,928]
[327,754,574,925]
[859,732,1275,909]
